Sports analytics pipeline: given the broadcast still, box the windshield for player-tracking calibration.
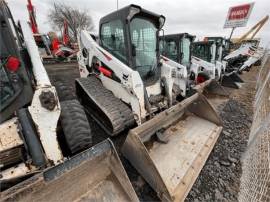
[100,20,127,64]
[192,44,211,62]
[130,18,158,79]
[181,38,191,66]
[162,40,177,62]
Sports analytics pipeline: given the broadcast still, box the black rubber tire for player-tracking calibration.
[54,81,75,101]
[60,99,92,154]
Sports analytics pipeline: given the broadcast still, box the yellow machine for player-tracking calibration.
[231,15,269,49]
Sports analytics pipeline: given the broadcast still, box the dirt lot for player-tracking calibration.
[45,63,259,201]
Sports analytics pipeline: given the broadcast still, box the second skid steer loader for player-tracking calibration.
[191,40,225,83]
[77,4,223,201]
[204,37,244,89]
[160,33,228,97]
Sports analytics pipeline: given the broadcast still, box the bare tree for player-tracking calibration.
[47,2,94,41]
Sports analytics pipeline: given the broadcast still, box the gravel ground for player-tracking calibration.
[186,67,258,202]
[185,100,253,201]
[45,63,258,202]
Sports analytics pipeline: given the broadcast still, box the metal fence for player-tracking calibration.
[238,50,270,201]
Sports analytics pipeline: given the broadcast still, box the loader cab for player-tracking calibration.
[99,4,165,83]
[192,41,218,64]
[160,33,195,68]
[205,37,230,60]
[0,1,34,123]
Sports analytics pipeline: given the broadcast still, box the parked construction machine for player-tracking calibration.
[160,33,195,68]
[0,1,138,201]
[77,4,223,201]
[160,33,223,84]
[202,36,244,88]
[224,15,268,73]
[159,33,230,95]
[223,41,264,73]
[191,40,227,83]
[26,0,76,63]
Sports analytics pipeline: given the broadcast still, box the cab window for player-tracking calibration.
[100,20,127,64]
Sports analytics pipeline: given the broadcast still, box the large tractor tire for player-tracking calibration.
[60,99,92,154]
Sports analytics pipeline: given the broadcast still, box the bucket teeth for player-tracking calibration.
[156,129,169,144]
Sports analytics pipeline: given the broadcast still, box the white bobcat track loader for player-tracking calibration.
[76,5,188,133]
[204,36,244,89]
[191,40,225,83]
[0,2,137,201]
[160,33,228,97]
[76,4,223,201]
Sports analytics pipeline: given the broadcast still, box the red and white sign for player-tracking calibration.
[224,2,255,28]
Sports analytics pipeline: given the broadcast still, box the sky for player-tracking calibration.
[6,0,270,46]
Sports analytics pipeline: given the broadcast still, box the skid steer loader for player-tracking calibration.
[191,40,225,83]
[160,33,228,97]
[77,4,223,201]
[159,33,195,68]
[203,37,244,89]
[0,2,138,201]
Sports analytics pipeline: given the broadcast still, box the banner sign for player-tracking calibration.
[224,2,255,28]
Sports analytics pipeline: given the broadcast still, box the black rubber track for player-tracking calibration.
[76,76,135,136]
[60,99,92,154]
[54,81,76,101]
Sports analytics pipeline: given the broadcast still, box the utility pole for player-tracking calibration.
[228,27,235,41]
[117,0,119,10]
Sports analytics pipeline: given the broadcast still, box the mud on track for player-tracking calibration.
[45,62,259,201]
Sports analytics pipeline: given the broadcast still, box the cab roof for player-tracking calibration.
[99,4,165,29]
[161,33,196,42]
